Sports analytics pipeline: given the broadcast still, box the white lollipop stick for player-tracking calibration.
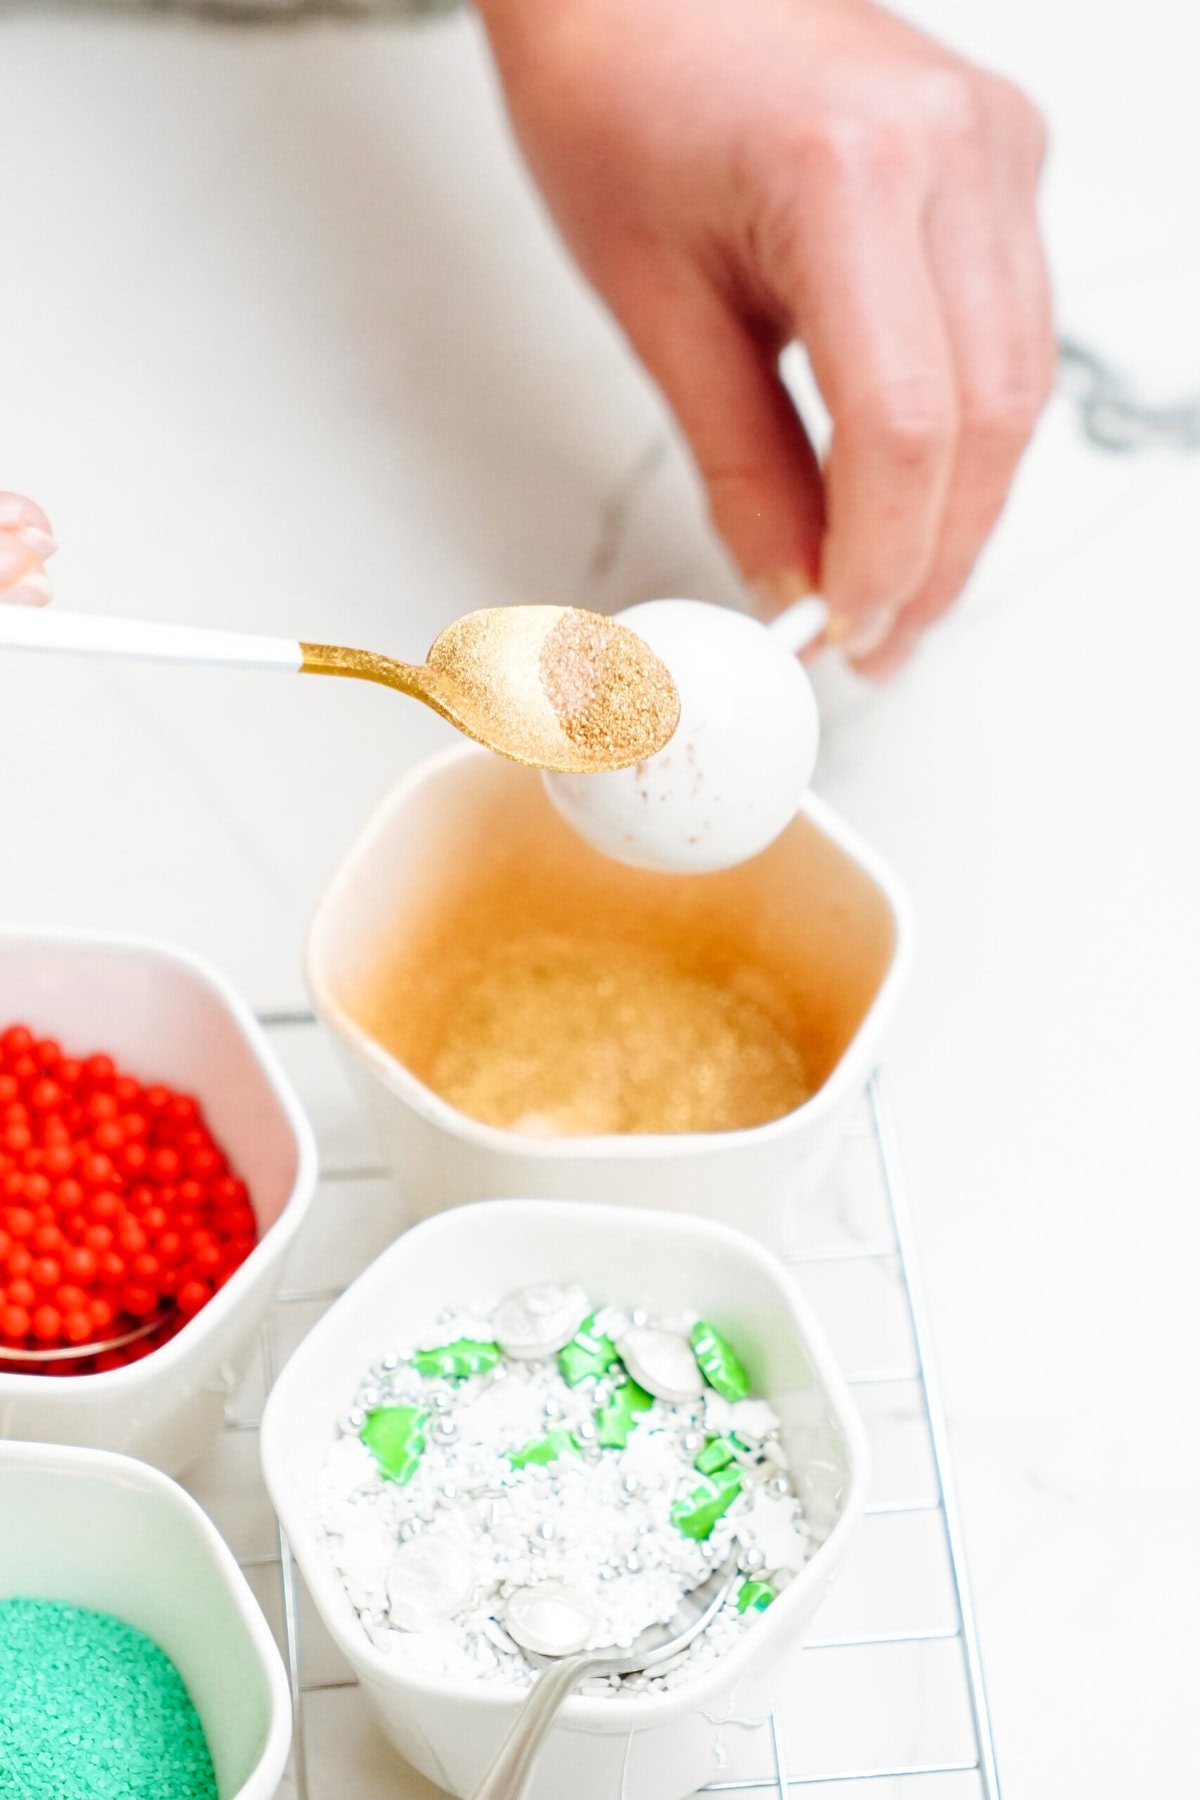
[766,595,830,657]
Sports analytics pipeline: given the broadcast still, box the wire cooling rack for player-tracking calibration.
[196,1019,1001,1800]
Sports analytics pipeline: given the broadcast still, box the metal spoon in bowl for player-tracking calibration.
[472,1556,739,1800]
[0,603,680,775]
[0,1311,169,1369]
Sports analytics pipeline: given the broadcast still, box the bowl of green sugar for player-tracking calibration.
[0,1440,290,1800]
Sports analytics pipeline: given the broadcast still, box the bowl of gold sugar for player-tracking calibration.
[307,745,910,1246]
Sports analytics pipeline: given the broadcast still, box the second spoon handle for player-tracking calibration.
[0,604,303,674]
[471,1652,609,1800]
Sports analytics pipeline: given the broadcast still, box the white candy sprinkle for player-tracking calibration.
[387,1536,476,1631]
[618,1326,705,1403]
[494,1283,591,1360]
[483,1618,522,1656]
[729,1399,780,1440]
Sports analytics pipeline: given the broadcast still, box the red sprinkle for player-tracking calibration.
[0,1024,257,1374]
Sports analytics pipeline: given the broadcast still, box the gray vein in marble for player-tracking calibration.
[1023,1467,1083,1504]
[580,432,671,589]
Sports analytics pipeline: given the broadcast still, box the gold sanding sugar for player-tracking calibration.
[538,610,679,765]
[421,934,810,1135]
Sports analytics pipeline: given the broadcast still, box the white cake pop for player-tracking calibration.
[542,598,822,874]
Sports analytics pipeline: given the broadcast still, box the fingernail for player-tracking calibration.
[8,571,52,606]
[749,567,816,619]
[852,630,920,680]
[827,607,896,659]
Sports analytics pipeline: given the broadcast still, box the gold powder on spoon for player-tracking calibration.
[422,606,679,772]
[538,609,679,767]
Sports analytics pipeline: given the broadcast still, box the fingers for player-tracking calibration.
[855,91,1054,674]
[0,492,56,606]
[0,492,54,540]
[3,571,52,607]
[609,257,825,612]
[783,154,959,654]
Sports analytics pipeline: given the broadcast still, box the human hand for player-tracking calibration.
[0,494,55,605]
[480,0,1054,674]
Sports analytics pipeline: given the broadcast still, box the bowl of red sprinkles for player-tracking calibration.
[0,928,317,1475]
[0,1029,261,1370]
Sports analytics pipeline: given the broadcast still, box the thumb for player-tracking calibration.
[614,264,824,616]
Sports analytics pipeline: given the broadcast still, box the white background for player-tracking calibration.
[2,2,1198,1791]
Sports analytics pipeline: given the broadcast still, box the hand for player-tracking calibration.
[479,0,1054,674]
[0,494,55,605]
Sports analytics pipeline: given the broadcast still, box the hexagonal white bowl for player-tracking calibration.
[306,745,912,1246]
[0,927,318,1474]
[0,1439,291,1800]
[261,1199,868,1800]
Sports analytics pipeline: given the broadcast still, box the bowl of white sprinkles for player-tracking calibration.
[261,1201,868,1800]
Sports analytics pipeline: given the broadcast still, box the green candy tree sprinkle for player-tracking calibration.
[411,1339,502,1380]
[594,1376,654,1448]
[736,1579,776,1614]
[558,1313,620,1387]
[360,1404,430,1483]
[689,1320,751,1401]
[670,1467,743,1539]
[509,1429,582,1468]
[694,1433,738,1474]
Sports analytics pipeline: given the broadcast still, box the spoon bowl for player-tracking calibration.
[472,1556,739,1800]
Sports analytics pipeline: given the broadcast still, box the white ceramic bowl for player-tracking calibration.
[0,927,318,1473]
[307,744,912,1245]
[261,1199,868,1800]
[0,1439,290,1800]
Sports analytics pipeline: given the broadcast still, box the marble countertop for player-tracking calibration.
[2,4,1198,1792]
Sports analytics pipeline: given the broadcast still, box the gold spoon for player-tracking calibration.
[0,603,680,775]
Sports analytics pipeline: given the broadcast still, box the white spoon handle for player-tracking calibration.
[0,605,303,675]
[767,595,829,656]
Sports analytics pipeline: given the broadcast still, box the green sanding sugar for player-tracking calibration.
[0,1598,217,1800]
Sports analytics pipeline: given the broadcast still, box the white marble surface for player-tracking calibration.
[3,3,1199,1794]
